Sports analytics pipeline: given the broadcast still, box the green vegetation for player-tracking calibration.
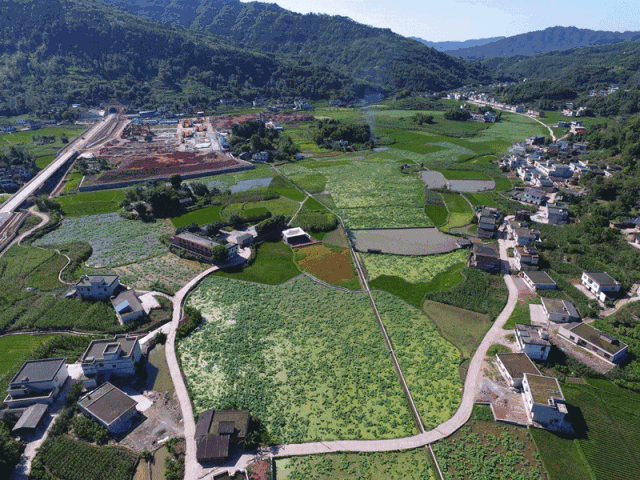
[433,405,546,480]
[291,199,338,233]
[313,119,373,150]
[463,192,499,208]
[229,120,298,160]
[180,275,418,444]
[276,450,435,480]
[425,204,449,225]
[170,206,223,228]
[503,297,537,330]
[422,300,492,359]
[437,169,492,180]
[531,379,640,480]
[268,176,306,202]
[215,240,300,285]
[441,193,474,231]
[0,422,22,480]
[57,190,125,217]
[361,250,468,283]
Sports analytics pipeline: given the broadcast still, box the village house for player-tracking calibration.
[11,404,49,436]
[476,208,500,239]
[4,358,68,409]
[522,374,569,428]
[195,409,251,464]
[547,205,570,225]
[252,151,270,163]
[282,227,312,246]
[517,165,534,182]
[515,324,551,361]
[509,142,527,156]
[75,275,121,300]
[496,353,541,389]
[78,383,138,434]
[172,232,238,263]
[469,243,501,272]
[540,297,581,323]
[581,271,622,302]
[525,135,546,146]
[522,271,557,291]
[558,323,628,364]
[532,175,554,189]
[512,227,540,246]
[514,244,539,271]
[520,188,548,205]
[80,335,143,385]
[111,289,145,324]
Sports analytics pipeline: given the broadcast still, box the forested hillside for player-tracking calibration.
[100,0,490,92]
[0,0,360,116]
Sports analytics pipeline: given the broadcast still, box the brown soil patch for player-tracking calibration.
[295,244,357,285]
[211,113,315,131]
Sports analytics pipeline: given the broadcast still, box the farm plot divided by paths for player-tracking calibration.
[360,250,468,284]
[352,228,461,255]
[179,275,421,444]
[35,213,173,268]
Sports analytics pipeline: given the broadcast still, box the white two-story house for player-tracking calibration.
[581,271,622,302]
[76,275,121,300]
[80,335,142,384]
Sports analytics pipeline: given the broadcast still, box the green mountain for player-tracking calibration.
[412,36,505,52]
[447,26,640,58]
[99,0,489,92]
[0,0,359,116]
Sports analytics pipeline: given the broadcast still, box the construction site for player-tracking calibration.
[78,116,252,190]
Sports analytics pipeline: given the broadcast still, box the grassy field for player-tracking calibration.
[503,296,538,329]
[422,300,492,359]
[425,204,448,226]
[373,291,462,429]
[215,240,300,285]
[360,250,468,283]
[276,450,435,480]
[170,205,223,227]
[57,189,125,217]
[222,197,300,220]
[0,334,55,395]
[294,244,360,289]
[433,405,547,480]
[180,275,418,443]
[463,192,499,208]
[441,193,474,231]
[531,379,640,480]
[35,213,173,268]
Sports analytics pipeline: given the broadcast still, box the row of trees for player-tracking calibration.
[312,119,372,149]
[229,120,299,159]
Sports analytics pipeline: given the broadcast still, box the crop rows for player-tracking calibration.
[361,250,468,284]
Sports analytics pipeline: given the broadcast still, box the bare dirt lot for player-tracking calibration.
[352,227,462,255]
[211,112,315,131]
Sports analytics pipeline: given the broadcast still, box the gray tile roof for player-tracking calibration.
[12,404,48,431]
[516,324,551,347]
[78,383,137,426]
[10,358,66,385]
[497,353,541,379]
[473,243,499,258]
[583,271,619,286]
[76,275,119,287]
[523,270,556,286]
[81,335,139,363]
[110,290,144,314]
[541,297,580,318]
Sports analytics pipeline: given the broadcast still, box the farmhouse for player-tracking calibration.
[172,232,238,263]
[476,208,500,239]
[547,205,570,225]
[512,228,540,246]
[522,374,569,428]
[581,271,622,302]
[11,404,49,435]
[522,271,556,291]
[195,409,251,463]
[558,323,628,364]
[469,243,501,272]
[540,297,580,323]
[4,358,68,409]
[495,353,541,389]
[282,227,312,246]
[78,383,138,434]
[521,188,547,205]
[514,245,539,271]
[80,335,142,383]
[111,289,145,324]
[75,274,121,300]
[515,324,551,361]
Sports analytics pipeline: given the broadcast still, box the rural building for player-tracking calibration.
[111,289,145,324]
[558,323,628,364]
[515,324,551,361]
[522,271,557,291]
[75,275,121,300]
[252,152,269,163]
[521,188,547,205]
[525,136,546,146]
[469,243,501,272]
[515,210,532,222]
[581,271,622,302]
[80,335,142,383]
[4,358,68,409]
[522,374,569,428]
[476,208,500,239]
[11,404,49,435]
[540,298,580,323]
[282,227,312,246]
[78,383,138,434]
[495,353,541,389]
[196,409,250,464]
[513,228,540,246]
[514,245,539,271]
[233,232,254,247]
[172,232,238,263]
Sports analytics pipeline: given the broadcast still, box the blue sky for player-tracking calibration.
[241,0,640,41]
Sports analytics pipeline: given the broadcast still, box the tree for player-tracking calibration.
[190,182,209,197]
[211,244,229,264]
[170,174,182,190]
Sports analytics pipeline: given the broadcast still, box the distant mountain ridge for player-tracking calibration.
[446,26,640,58]
[99,0,489,92]
[412,36,505,51]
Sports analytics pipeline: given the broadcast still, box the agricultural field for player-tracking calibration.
[425,204,448,225]
[34,435,138,480]
[531,379,640,480]
[35,213,173,267]
[113,253,207,294]
[276,449,435,480]
[179,275,418,444]
[57,189,126,217]
[436,170,492,180]
[463,192,499,208]
[440,193,474,232]
[0,334,54,394]
[422,300,492,360]
[170,205,223,227]
[433,405,547,480]
[192,166,274,192]
[221,197,300,220]
[373,291,462,428]
[294,244,360,289]
[360,249,468,283]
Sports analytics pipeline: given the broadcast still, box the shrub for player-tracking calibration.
[255,215,286,236]
[71,415,110,445]
[176,306,203,340]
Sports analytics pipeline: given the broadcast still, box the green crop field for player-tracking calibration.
[222,197,300,220]
[276,449,435,480]
[360,250,468,284]
[463,192,499,208]
[532,379,640,480]
[434,406,546,480]
[180,275,418,443]
[441,193,474,231]
[425,204,448,226]
[422,300,491,359]
[58,190,125,217]
[170,205,223,227]
[373,291,462,428]
[376,128,448,155]
[35,213,173,268]
[0,334,55,393]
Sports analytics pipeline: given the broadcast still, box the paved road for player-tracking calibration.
[0,115,115,215]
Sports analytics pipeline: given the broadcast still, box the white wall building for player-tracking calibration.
[522,374,569,428]
[581,271,622,302]
[4,358,68,409]
[80,335,142,381]
[515,324,551,361]
[76,275,120,300]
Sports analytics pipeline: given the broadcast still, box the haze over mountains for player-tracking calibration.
[418,26,640,58]
[412,37,505,52]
